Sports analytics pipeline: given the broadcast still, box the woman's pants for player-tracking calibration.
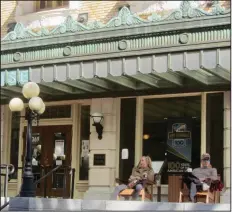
[110,184,143,200]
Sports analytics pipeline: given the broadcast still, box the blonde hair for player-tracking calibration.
[137,156,152,169]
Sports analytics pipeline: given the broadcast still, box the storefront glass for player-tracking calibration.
[143,96,201,184]
[79,105,90,181]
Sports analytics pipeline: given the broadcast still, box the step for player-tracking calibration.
[6,197,230,211]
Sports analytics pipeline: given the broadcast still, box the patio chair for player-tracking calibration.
[115,174,158,201]
[179,175,222,203]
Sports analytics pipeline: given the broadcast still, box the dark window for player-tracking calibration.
[39,0,46,9]
[206,93,224,180]
[79,105,90,180]
[143,96,201,184]
[7,22,16,33]
[38,1,69,10]
[119,98,136,180]
[34,105,71,119]
[10,112,20,179]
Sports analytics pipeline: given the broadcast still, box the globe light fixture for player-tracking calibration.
[8,82,45,197]
[91,112,104,140]
[9,98,24,112]
[38,102,46,115]
[22,82,40,99]
[29,97,43,111]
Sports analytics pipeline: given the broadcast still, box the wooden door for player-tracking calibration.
[23,125,72,198]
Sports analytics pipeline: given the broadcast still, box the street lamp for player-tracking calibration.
[91,112,104,140]
[9,82,45,197]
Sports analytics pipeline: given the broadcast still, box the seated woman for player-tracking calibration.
[110,156,154,200]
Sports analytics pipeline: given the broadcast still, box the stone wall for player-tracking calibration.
[84,98,119,200]
[221,91,231,203]
[1,106,4,163]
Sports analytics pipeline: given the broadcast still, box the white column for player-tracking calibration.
[201,93,207,156]
[84,98,119,200]
[1,106,4,163]
[221,91,231,203]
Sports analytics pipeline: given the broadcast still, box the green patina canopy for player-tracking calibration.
[1,1,230,104]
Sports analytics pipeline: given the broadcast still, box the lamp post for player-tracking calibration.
[9,82,45,197]
[91,112,104,140]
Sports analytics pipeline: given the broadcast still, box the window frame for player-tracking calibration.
[36,1,69,12]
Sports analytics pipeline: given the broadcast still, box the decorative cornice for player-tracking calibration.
[1,0,230,42]
[1,27,230,66]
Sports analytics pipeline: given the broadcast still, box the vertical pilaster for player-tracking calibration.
[201,93,207,156]
[84,98,119,200]
[223,91,230,188]
[221,91,231,203]
[135,97,143,165]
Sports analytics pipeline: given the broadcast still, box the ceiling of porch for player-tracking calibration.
[0,48,230,104]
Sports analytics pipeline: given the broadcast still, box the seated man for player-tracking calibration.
[189,153,217,202]
[110,156,154,200]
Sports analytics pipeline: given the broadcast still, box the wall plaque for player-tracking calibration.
[93,154,106,166]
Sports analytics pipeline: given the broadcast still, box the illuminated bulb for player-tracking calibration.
[22,82,40,99]
[143,134,150,140]
[29,97,43,111]
[9,98,24,112]
[38,102,45,114]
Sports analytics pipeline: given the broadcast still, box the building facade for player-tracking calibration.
[1,1,231,203]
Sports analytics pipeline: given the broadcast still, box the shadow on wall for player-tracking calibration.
[1,1,17,38]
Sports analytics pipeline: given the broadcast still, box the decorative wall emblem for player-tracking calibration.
[13,52,22,62]
[118,40,128,50]
[63,46,72,56]
[179,33,189,44]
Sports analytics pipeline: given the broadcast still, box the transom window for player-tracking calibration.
[37,1,69,11]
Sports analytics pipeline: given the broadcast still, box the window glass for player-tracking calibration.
[206,93,224,180]
[38,1,69,10]
[143,96,201,184]
[39,0,46,9]
[79,105,90,180]
[119,98,136,180]
[10,112,20,179]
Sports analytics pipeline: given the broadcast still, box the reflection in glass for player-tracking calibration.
[79,106,90,180]
[10,112,20,179]
[143,96,201,184]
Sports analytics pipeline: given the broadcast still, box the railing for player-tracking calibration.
[0,164,15,201]
[0,164,76,211]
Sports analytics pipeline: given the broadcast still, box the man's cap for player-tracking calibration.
[201,153,210,160]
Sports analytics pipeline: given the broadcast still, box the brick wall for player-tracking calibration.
[1,1,17,38]
[73,1,127,23]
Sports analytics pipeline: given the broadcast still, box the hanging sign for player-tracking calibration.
[167,119,192,172]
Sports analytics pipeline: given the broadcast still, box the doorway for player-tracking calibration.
[22,125,72,197]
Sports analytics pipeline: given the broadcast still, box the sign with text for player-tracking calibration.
[32,133,40,145]
[93,154,106,166]
[167,161,190,173]
[167,119,192,167]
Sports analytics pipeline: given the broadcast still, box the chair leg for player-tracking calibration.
[141,189,145,201]
[206,195,209,204]
[179,192,183,203]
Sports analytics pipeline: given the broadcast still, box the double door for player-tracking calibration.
[22,125,72,198]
